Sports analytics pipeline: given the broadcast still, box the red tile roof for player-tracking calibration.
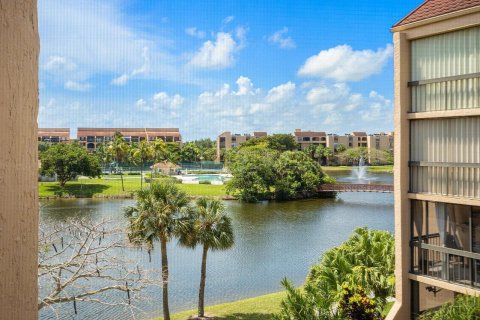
[394,0,480,27]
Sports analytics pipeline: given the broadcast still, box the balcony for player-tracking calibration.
[411,200,480,289]
[410,161,480,198]
[412,234,480,289]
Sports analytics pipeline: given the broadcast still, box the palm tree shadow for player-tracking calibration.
[44,183,110,197]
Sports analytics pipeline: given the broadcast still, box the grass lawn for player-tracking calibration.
[39,177,227,198]
[322,165,393,173]
[157,291,285,320]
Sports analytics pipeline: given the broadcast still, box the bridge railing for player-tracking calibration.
[317,184,394,193]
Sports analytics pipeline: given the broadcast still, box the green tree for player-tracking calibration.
[266,134,299,151]
[274,151,324,200]
[95,143,111,170]
[226,146,278,202]
[336,144,346,153]
[179,198,234,318]
[125,181,190,320]
[165,142,181,164]
[180,142,201,162]
[277,228,394,319]
[108,132,130,191]
[304,144,318,159]
[38,141,51,154]
[40,143,101,187]
[342,147,369,165]
[130,140,154,190]
[152,138,168,163]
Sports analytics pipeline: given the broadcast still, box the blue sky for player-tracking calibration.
[38,0,420,140]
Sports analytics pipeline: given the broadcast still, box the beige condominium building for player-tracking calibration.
[388,1,480,319]
[216,131,267,160]
[37,128,70,143]
[77,128,182,151]
[293,129,327,150]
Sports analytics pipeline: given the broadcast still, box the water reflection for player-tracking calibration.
[40,174,394,319]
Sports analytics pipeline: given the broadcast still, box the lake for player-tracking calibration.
[39,171,394,319]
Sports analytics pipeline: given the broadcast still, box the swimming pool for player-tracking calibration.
[179,174,231,184]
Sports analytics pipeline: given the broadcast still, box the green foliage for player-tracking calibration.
[338,285,382,320]
[199,180,211,184]
[277,228,395,319]
[339,147,369,165]
[274,151,324,200]
[240,134,299,152]
[275,278,340,320]
[227,147,329,201]
[38,141,51,154]
[40,143,101,187]
[226,147,278,202]
[183,138,217,161]
[383,150,394,165]
[418,295,480,320]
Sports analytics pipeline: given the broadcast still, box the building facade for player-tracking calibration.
[293,129,327,150]
[37,128,70,143]
[77,128,182,151]
[216,131,267,161]
[389,1,480,319]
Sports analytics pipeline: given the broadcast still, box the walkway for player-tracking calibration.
[317,183,394,193]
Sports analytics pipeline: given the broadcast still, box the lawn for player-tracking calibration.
[157,291,285,320]
[39,177,228,198]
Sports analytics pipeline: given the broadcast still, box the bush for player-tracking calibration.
[127,172,141,175]
[199,180,211,184]
[419,295,480,320]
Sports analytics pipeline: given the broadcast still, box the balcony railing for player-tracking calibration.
[409,161,480,198]
[411,234,480,289]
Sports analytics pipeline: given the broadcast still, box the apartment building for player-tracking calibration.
[216,131,267,160]
[389,1,480,319]
[293,129,327,150]
[77,128,182,151]
[37,128,70,143]
[367,132,394,152]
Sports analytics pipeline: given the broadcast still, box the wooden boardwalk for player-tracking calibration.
[317,183,394,193]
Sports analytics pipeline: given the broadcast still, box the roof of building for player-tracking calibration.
[77,128,181,137]
[253,131,268,137]
[38,128,70,137]
[150,161,180,169]
[394,0,480,27]
[293,130,326,137]
[352,131,367,136]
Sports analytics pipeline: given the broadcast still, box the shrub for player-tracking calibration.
[419,295,480,320]
[199,180,211,184]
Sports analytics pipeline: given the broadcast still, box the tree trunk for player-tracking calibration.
[120,171,125,191]
[161,238,170,320]
[140,162,143,190]
[198,244,208,318]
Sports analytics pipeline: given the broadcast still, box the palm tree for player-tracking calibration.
[130,140,154,190]
[95,142,111,171]
[108,132,129,191]
[179,197,234,318]
[125,181,190,320]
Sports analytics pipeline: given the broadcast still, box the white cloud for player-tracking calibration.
[43,56,77,73]
[265,81,295,103]
[136,92,185,111]
[185,27,206,39]
[234,76,254,96]
[64,80,92,92]
[298,44,393,81]
[188,31,244,69]
[39,0,190,86]
[267,27,296,49]
[111,74,129,86]
[222,16,235,24]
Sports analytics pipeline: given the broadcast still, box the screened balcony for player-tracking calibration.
[411,200,480,288]
[409,117,480,198]
[410,25,480,113]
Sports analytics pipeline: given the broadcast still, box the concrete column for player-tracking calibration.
[386,32,411,320]
[0,1,39,319]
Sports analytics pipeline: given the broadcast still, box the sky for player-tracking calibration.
[38,0,420,140]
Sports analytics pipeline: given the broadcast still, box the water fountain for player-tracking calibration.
[352,156,367,181]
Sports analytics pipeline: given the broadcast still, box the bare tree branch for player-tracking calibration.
[38,218,160,318]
